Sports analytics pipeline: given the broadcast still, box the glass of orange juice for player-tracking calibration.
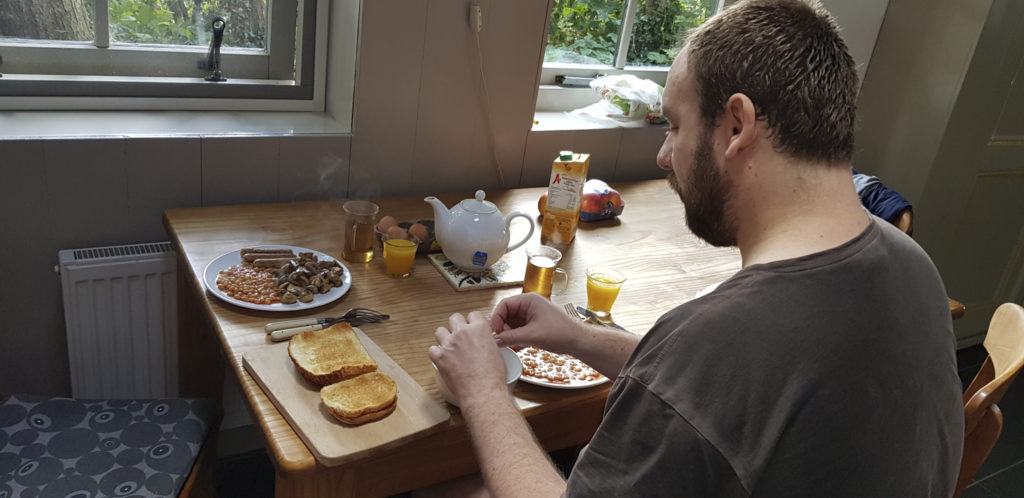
[586,267,625,318]
[383,237,419,277]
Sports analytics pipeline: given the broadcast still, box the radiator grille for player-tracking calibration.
[58,242,178,399]
[71,242,174,262]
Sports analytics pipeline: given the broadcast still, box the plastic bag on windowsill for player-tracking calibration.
[570,74,665,124]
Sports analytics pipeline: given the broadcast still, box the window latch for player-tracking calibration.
[555,74,605,88]
[204,17,227,82]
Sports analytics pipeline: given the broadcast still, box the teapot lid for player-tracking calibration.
[459,190,497,214]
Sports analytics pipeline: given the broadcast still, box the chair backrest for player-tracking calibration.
[955,302,1024,496]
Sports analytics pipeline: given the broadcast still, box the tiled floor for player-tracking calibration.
[215,344,1024,497]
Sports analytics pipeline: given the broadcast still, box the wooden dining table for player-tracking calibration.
[163,179,741,497]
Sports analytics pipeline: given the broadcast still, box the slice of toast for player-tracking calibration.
[288,322,378,386]
[321,371,398,425]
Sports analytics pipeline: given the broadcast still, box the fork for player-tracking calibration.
[566,303,629,331]
[266,308,389,342]
[564,303,587,322]
[265,307,388,333]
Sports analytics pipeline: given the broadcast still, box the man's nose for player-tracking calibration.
[656,141,672,171]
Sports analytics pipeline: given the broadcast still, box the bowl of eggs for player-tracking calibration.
[375,216,439,254]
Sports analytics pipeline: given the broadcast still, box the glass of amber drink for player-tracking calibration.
[342,200,379,263]
[586,267,625,318]
[383,237,419,277]
[522,245,568,299]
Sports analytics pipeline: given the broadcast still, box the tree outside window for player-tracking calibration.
[545,0,718,67]
[0,0,268,49]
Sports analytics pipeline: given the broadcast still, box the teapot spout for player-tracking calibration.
[424,196,450,235]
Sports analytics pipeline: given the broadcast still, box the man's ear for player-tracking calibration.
[723,93,758,159]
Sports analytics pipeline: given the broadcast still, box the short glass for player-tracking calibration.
[586,267,626,318]
[522,245,568,299]
[342,200,379,263]
[383,237,419,277]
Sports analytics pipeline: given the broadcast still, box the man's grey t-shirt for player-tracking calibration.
[566,218,964,496]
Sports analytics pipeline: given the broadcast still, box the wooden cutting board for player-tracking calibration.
[242,328,450,467]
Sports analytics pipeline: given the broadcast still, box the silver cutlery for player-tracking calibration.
[564,302,587,321]
[572,304,628,331]
[265,308,389,342]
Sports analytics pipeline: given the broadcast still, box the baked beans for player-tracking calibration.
[217,263,281,305]
[516,347,605,386]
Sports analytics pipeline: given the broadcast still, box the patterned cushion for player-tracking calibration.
[0,395,216,498]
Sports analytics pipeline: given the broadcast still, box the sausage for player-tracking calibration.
[240,247,296,256]
[252,258,297,268]
[242,251,295,263]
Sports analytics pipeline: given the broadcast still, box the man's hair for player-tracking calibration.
[685,0,858,164]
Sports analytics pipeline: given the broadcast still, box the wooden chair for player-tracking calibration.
[955,302,1024,496]
[891,208,966,320]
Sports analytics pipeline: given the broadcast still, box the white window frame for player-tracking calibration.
[537,0,725,112]
[0,0,329,112]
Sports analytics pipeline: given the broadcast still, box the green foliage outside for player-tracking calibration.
[546,0,716,66]
[84,0,266,48]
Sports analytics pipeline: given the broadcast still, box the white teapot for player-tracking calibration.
[425,190,535,272]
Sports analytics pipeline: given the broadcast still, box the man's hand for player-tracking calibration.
[429,311,567,498]
[491,293,583,354]
[429,311,508,409]
[493,293,642,380]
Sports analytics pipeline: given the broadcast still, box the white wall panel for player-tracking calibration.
[201,137,280,206]
[279,135,351,202]
[126,138,202,241]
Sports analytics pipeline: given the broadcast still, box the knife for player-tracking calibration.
[576,306,628,332]
[265,317,334,333]
[268,315,386,342]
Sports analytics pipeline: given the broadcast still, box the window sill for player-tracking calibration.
[0,110,350,140]
[532,111,664,132]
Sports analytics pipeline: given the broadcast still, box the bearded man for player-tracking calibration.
[428,0,964,496]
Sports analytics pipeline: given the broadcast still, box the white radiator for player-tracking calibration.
[57,242,179,399]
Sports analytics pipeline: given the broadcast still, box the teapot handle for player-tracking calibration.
[504,211,536,252]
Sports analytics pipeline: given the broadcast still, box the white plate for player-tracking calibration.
[515,349,610,390]
[202,245,352,312]
[518,373,610,390]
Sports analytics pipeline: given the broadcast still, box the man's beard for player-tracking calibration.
[667,130,737,247]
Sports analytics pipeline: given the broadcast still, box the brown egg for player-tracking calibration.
[386,226,408,240]
[377,215,397,232]
[408,222,429,241]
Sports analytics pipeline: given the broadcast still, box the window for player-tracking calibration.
[0,0,327,111]
[537,0,723,112]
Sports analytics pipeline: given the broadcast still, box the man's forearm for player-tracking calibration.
[460,390,566,498]
[570,323,641,379]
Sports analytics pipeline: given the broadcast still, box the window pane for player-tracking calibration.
[626,0,716,67]
[545,0,624,65]
[109,0,267,49]
[0,0,94,42]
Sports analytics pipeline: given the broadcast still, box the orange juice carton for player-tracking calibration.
[540,151,590,248]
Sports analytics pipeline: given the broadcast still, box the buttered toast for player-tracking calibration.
[288,323,378,386]
[321,371,398,425]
